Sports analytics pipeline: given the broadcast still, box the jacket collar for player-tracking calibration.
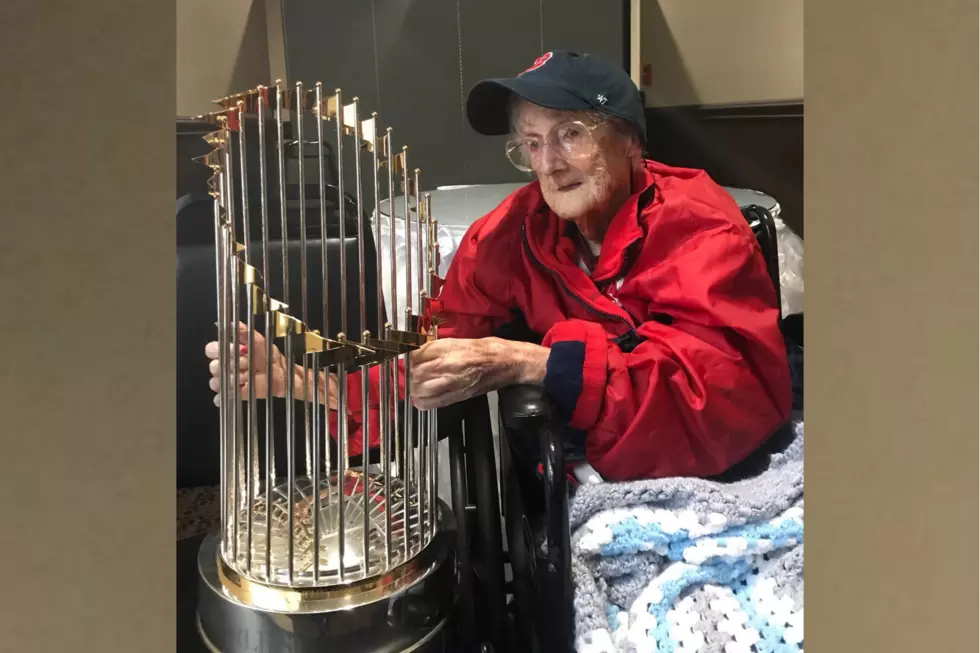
[524,160,658,284]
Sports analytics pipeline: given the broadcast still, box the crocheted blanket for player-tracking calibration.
[570,420,804,653]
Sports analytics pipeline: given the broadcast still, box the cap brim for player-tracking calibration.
[465,78,592,136]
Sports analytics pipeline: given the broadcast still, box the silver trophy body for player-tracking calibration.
[193,81,451,653]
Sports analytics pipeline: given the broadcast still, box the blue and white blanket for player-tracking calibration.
[570,420,804,653]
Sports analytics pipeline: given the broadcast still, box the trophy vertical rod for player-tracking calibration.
[284,333,296,583]
[217,160,230,555]
[419,193,429,540]
[336,359,348,581]
[415,172,427,544]
[400,148,413,558]
[312,351,321,583]
[237,103,252,261]
[376,126,392,567]
[222,137,241,565]
[386,129,401,482]
[213,190,228,557]
[315,84,332,506]
[350,99,372,576]
[334,89,348,582]
[245,282,257,573]
[275,82,297,583]
[229,227,242,560]
[429,379,438,539]
[257,87,275,580]
[275,81,290,307]
[237,101,258,573]
[296,82,313,482]
[425,196,438,540]
[336,93,348,332]
[429,322,439,540]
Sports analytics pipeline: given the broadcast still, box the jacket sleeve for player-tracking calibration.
[541,225,793,481]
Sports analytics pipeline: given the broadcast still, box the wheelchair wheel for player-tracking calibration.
[499,417,575,653]
[501,441,542,653]
[445,395,509,653]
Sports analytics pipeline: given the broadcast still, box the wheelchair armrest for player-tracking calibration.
[497,384,553,433]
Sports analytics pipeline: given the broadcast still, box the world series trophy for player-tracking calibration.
[192,80,452,653]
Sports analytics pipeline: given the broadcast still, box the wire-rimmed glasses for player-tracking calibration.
[505,120,604,172]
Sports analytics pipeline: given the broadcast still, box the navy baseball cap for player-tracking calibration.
[466,50,647,142]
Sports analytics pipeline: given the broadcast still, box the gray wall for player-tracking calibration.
[280,0,626,189]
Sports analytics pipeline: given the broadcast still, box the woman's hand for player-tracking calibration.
[409,337,549,410]
[206,322,338,409]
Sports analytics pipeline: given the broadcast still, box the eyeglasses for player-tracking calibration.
[505,120,604,173]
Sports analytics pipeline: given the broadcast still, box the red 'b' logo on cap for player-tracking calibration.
[522,52,553,74]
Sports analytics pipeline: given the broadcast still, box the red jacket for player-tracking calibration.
[345,159,791,481]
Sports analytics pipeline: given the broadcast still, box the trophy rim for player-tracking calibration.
[214,502,449,613]
[222,469,432,583]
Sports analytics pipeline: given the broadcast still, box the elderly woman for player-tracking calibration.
[207,51,791,481]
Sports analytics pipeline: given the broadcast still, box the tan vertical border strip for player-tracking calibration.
[807,1,978,651]
[0,3,175,653]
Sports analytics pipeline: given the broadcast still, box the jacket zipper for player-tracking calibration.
[522,222,639,340]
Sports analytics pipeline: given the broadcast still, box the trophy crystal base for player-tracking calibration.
[196,483,456,653]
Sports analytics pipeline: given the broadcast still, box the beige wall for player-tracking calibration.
[640,0,803,107]
[176,0,284,116]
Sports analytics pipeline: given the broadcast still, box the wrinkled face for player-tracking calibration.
[513,102,637,232]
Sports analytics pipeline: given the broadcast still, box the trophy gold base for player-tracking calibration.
[196,501,457,653]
